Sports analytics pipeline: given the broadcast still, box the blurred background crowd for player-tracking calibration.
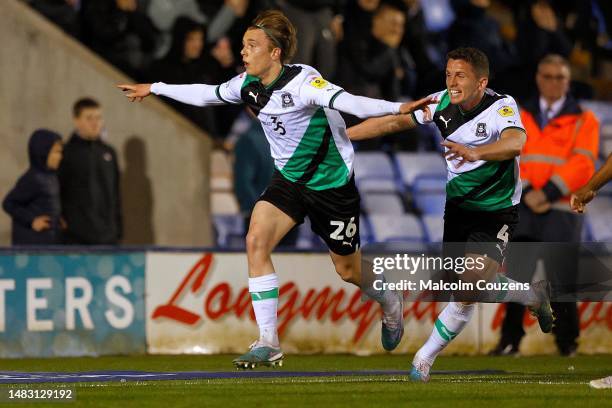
[21,0,612,148]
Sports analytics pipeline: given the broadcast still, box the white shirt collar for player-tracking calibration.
[539,95,566,120]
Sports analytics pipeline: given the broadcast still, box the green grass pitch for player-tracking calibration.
[0,354,610,407]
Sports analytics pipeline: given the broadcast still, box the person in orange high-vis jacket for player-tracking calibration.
[491,54,599,357]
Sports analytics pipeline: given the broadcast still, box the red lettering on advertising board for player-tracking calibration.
[151,253,213,324]
[152,255,611,343]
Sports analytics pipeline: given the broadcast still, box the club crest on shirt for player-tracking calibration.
[309,76,328,89]
[475,122,487,137]
[281,92,294,108]
[497,106,514,117]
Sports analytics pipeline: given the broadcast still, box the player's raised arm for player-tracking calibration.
[118,73,244,106]
[346,96,435,141]
[118,82,230,106]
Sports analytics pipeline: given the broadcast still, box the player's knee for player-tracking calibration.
[335,262,358,284]
[246,229,270,257]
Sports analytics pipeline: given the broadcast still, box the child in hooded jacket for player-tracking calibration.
[3,129,63,245]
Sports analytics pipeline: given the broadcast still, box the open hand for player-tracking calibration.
[32,215,51,232]
[524,189,550,214]
[399,96,437,120]
[441,140,480,167]
[117,83,152,102]
[570,187,596,213]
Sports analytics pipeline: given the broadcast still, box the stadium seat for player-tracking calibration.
[353,152,400,193]
[601,122,612,140]
[394,152,446,187]
[362,192,405,215]
[213,214,244,248]
[368,214,425,243]
[585,210,612,241]
[583,196,612,242]
[580,100,612,124]
[602,139,612,159]
[360,216,374,246]
[422,214,444,243]
[412,175,446,214]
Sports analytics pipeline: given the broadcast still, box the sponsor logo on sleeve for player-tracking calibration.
[309,77,328,89]
[497,106,515,117]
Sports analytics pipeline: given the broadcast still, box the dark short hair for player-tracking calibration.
[73,97,100,118]
[447,47,490,78]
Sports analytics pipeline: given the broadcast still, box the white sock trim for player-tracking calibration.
[249,273,279,293]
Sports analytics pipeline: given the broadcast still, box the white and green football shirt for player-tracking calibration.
[215,64,354,191]
[413,89,525,211]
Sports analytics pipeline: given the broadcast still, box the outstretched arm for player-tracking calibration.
[571,153,612,213]
[345,96,435,141]
[347,114,417,141]
[118,82,228,106]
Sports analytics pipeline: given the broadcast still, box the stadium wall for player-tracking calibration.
[0,249,610,358]
[0,0,213,246]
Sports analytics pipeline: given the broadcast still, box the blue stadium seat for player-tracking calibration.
[422,214,444,243]
[353,152,400,193]
[368,214,425,243]
[412,175,446,214]
[360,216,373,246]
[583,195,612,241]
[602,139,612,159]
[394,152,446,187]
[213,215,244,248]
[362,192,405,215]
[580,100,612,124]
[296,218,314,249]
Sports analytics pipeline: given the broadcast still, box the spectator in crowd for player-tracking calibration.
[277,0,342,78]
[147,17,220,136]
[337,1,415,102]
[26,0,81,38]
[59,98,123,245]
[146,0,208,58]
[570,0,612,78]
[337,1,422,150]
[447,0,517,94]
[342,0,379,44]
[199,0,273,68]
[401,0,446,96]
[514,0,573,98]
[81,0,158,78]
[491,54,599,356]
[3,129,64,245]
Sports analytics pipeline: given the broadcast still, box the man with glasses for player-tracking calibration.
[490,54,599,356]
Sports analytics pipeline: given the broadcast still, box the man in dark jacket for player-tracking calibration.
[3,129,63,245]
[59,98,123,245]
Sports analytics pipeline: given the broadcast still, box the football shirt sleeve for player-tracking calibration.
[150,72,245,106]
[495,96,525,135]
[300,75,403,118]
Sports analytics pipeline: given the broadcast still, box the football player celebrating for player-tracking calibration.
[119,10,432,369]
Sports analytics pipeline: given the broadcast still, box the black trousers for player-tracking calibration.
[500,203,583,352]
